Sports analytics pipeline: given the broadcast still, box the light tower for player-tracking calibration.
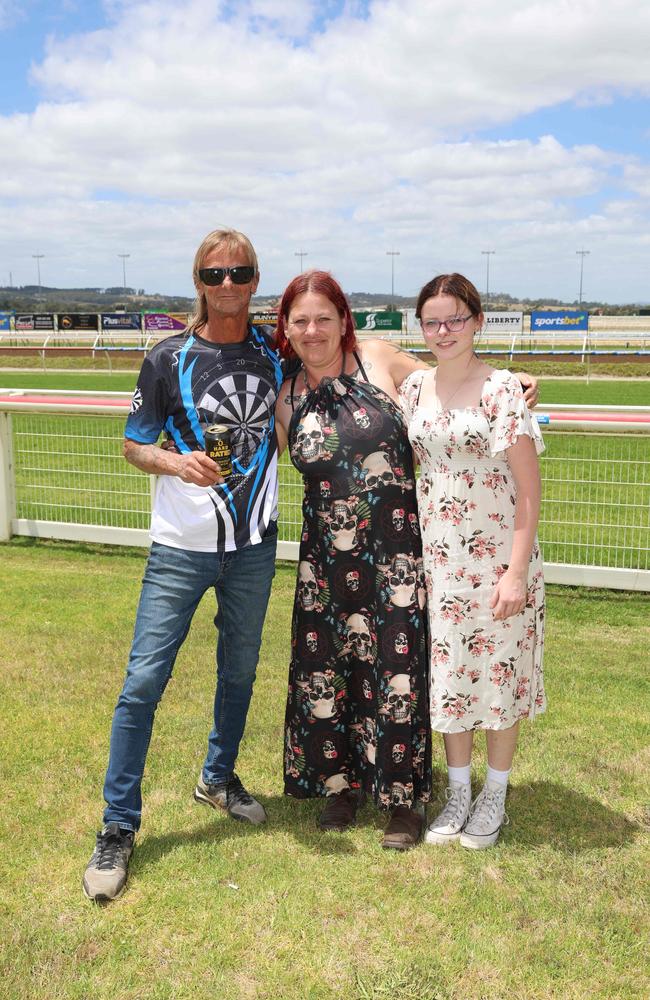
[576,249,590,304]
[386,249,400,303]
[118,253,130,293]
[481,250,495,310]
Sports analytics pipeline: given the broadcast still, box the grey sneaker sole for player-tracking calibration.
[82,878,128,903]
[459,828,501,849]
[424,827,462,845]
[194,785,242,817]
[193,785,267,825]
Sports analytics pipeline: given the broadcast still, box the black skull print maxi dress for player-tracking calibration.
[283,357,432,810]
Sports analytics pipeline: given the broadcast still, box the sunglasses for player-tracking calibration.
[198,265,255,286]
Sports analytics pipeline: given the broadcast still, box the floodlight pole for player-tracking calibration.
[294,250,308,273]
[118,253,130,293]
[386,250,400,303]
[576,249,590,304]
[481,250,495,310]
[32,254,44,296]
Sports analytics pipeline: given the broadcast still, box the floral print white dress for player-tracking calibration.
[399,368,546,733]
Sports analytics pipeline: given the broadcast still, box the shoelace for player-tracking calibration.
[468,787,509,829]
[438,785,470,824]
[226,774,253,805]
[94,830,129,870]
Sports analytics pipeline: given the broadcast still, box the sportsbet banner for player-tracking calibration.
[353,311,403,332]
[484,311,523,333]
[15,313,55,331]
[144,312,188,332]
[101,312,142,331]
[531,309,588,332]
[57,313,99,331]
[0,312,13,330]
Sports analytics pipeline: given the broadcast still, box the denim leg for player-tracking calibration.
[103,543,217,831]
[203,531,277,783]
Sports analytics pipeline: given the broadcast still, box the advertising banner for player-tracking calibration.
[101,312,142,331]
[0,312,12,330]
[484,311,523,333]
[353,311,403,332]
[250,310,278,328]
[57,313,99,331]
[143,312,188,332]
[531,310,588,332]
[15,313,55,331]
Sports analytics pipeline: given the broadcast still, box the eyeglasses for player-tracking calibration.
[421,315,473,335]
[198,265,255,286]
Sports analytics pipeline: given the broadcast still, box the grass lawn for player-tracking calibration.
[1,366,649,406]
[1,539,648,1000]
[10,409,650,571]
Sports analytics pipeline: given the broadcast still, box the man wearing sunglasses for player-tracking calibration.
[84,228,287,902]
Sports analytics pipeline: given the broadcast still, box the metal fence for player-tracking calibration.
[1,395,648,590]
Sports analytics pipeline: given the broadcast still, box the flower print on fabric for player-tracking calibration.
[399,367,546,734]
[284,372,431,808]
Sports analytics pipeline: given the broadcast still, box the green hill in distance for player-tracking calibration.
[0,285,647,315]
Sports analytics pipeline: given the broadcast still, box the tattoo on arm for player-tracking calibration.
[390,344,418,360]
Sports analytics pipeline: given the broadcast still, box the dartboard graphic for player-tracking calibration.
[197,371,276,463]
[129,387,143,414]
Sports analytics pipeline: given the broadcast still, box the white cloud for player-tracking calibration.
[1,0,649,301]
[0,0,24,29]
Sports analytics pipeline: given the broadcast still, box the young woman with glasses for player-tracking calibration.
[399,273,546,849]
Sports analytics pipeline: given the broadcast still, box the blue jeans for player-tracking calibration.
[103,531,277,831]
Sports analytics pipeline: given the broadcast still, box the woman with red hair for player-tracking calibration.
[275,270,434,849]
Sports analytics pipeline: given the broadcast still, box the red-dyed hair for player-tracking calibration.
[275,269,358,360]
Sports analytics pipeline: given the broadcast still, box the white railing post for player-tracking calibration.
[0,411,15,541]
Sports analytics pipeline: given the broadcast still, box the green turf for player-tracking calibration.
[1,367,649,406]
[0,370,138,392]
[1,540,648,1000]
[538,380,650,406]
[10,408,650,572]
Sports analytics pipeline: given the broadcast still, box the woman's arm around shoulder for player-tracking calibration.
[275,377,301,455]
[357,338,429,395]
[489,434,541,621]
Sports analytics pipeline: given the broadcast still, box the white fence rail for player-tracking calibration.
[0,392,648,591]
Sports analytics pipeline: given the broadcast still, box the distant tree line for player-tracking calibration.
[0,285,645,315]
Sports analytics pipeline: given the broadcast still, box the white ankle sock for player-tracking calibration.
[448,764,471,786]
[486,765,511,788]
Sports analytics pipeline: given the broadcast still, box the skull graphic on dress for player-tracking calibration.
[328,499,358,552]
[343,613,374,662]
[361,717,376,763]
[361,451,396,491]
[294,411,330,463]
[352,407,370,429]
[382,673,411,724]
[297,561,319,611]
[383,553,417,608]
[299,671,336,719]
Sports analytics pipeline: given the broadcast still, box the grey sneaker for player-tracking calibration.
[82,822,134,902]
[194,772,267,825]
[459,779,509,850]
[424,781,472,845]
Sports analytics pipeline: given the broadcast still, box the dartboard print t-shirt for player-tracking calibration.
[125,324,284,551]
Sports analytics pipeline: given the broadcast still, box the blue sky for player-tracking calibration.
[0,1,106,113]
[1,0,649,302]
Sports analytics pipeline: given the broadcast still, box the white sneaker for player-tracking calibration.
[424,781,472,845]
[459,779,509,850]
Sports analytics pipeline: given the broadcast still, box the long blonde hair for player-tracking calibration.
[187,228,259,333]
